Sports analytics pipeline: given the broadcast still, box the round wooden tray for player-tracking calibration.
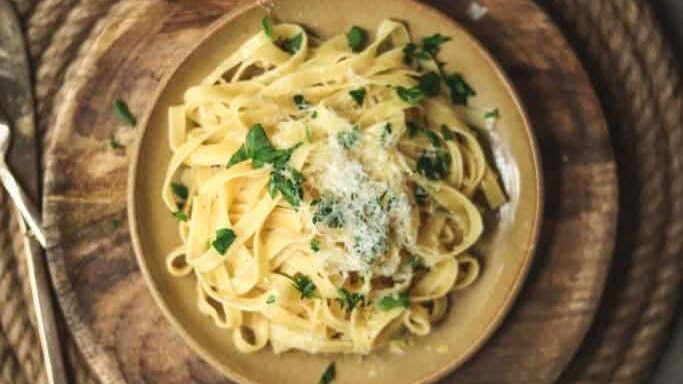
[43,0,618,383]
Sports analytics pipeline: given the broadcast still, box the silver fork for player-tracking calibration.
[0,117,47,246]
[0,113,67,384]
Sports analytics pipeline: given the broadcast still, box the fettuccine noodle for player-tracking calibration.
[162,19,506,355]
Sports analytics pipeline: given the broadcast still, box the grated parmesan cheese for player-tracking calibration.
[314,130,410,274]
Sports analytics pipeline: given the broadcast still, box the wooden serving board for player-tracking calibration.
[43,0,618,383]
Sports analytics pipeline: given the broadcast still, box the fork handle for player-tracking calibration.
[21,224,70,384]
[0,162,68,384]
[0,162,47,247]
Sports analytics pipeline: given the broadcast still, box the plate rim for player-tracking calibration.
[127,1,544,383]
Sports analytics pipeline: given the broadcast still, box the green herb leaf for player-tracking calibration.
[173,211,188,222]
[417,71,441,97]
[109,135,125,149]
[311,110,318,119]
[312,196,345,228]
[283,273,318,299]
[423,129,442,148]
[280,32,303,54]
[440,125,455,141]
[293,94,310,110]
[445,73,476,105]
[227,125,304,207]
[376,292,409,311]
[113,99,136,126]
[310,238,321,252]
[396,86,425,105]
[485,108,500,119]
[227,145,248,167]
[337,288,365,311]
[261,16,274,39]
[171,182,189,201]
[245,124,275,160]
[349,88,367,106]
[268,164,304,207]
[319,362,336,384]
[380,123,393,145]
[421,34,451,57]
[266,294,276,304]
[336,126,361,149]
[347,26,367,52]
[417,150,451,180]
[212,228,236,255]
[403,43,430,65]
[228,124,298,168]
[112,219,122,229]
[414,186,429,205]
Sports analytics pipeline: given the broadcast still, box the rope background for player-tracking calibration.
[0,0,680,383]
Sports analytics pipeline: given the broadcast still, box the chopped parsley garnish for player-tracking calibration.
[279,32,303,54]
[112,219,122,229]
[396,86,425,105]
[311,110,318,119]
[109,135,125,149]
[171,182,189,201]
[319,362,336,384]
[376,292,409,311]
[445,73,476,105]
[349,88,367,106]
[417,150,451,180]
[380,123,393,145]
[228,123,296,169]
[414,186,429,205]
[227,124,304,206]
[112,99,136,126]
[347,26,367,52]
[310,238,321,252]
[403,43,431,65]
[440,125,455,141]
[421,34,451,57]
[417,71,441,97]
[423,129,442,147]
[397,72,439,105]
[416,130,450,180]
[266,294,276,304]
[261,16,274,39]
[173,211,188,222]
[293,94,310,110]
[336,126,361,149]
[268,164,304,207]
[485,108,500,119]
[281,273,318,299]
[337,288,365,311]
[403,34,450,65]
[212,228,236,255]
[312,196,345,228]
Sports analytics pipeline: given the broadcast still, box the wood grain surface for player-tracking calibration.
[42,0,618,383]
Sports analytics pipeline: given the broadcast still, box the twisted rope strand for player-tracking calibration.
[548,0,683,383]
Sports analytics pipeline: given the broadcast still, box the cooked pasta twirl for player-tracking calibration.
[162,18,506,355]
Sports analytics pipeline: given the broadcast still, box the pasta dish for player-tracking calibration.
[161,18,506,356]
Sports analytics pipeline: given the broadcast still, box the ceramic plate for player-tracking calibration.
[129,1,543,383]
